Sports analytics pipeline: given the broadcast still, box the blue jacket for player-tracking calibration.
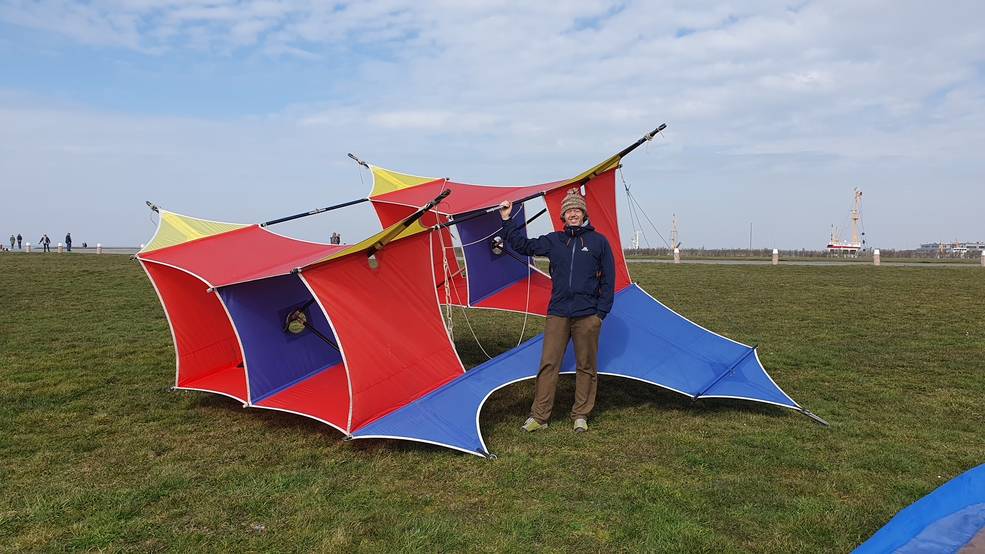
[502,219,616,319]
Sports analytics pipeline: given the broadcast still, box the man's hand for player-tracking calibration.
[499,200,512,221]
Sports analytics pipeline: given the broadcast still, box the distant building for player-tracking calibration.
[917,241,985,256]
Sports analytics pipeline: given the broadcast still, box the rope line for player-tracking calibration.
[445,208,525,249]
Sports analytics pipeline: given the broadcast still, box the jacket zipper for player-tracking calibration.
[568,238,576,289]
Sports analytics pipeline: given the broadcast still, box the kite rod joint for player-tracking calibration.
[695,345,757,399]
[145,200,159,213]
[347,152,369,168]
[643,123,667,142]
[367,189,452,257]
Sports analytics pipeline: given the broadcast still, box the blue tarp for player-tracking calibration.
[352,284,804,456]
[854,464,985,553]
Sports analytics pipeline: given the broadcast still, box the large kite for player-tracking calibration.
[137,125,826,458]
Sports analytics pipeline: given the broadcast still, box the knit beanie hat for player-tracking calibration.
[560,188,588,220]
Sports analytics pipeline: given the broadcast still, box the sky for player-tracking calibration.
[1,1,983,250]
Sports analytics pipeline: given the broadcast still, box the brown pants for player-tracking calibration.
[530,315,602,423]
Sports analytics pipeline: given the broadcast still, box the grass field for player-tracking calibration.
[1,253,982,552]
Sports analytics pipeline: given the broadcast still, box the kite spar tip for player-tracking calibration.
[347,152,369,168]
[645,123,667,141]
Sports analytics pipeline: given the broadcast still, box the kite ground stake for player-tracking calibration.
[800,409,830,427]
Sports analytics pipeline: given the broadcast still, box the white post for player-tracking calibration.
[96,243,102,255]
[873,249,881,266]
[673,247,680,264]
[981,250,984,267]
[57,242,63,253]
[772,248,779,265]
[25,242,31,253]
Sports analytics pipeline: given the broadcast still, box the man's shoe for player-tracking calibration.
[522,417,547,432]
[573,418,588,432]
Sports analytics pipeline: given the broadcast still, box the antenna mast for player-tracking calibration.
[671,214,680,249]
[849,188,863,247]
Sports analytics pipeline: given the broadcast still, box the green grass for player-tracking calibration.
[624,253,982,264]
[2,253,983,552]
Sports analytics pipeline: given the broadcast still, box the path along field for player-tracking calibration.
[1,253,982,551]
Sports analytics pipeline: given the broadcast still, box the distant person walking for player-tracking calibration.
[8,235,13,250]
[330,232,341,245]
[16,233,22,249]
[65,233,72,252]
[40,234,51,253]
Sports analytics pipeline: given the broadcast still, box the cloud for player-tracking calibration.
[1,1,984,249]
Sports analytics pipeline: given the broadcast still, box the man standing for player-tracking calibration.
[41,234,51,253]
[8,235,13,250]
[65,233,72,252]
[499,189,615,433]
[16,233,22,249]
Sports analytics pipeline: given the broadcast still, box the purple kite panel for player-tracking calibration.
[457,206,531,306]
[219,274,342,402]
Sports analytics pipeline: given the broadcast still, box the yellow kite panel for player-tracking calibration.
[566,155,622,186]
[310,219,429,266]
[370,165,439,197]
[142,210,249,253]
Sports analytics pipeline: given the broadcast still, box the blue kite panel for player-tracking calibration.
[353,284,805,456]
[219,274,343,403]
[854,464,985,553]
[593,285,747,395]
[457,207,531,305]
[353,336,543,455]
[702,351,799,408]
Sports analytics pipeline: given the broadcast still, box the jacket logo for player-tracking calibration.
[581,246,590,252]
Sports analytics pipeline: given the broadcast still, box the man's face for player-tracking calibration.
[564,208,584,227]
